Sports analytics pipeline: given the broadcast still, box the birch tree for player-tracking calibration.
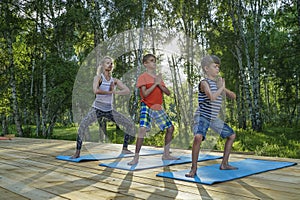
[227,0,263,131]
[1,1,24,136]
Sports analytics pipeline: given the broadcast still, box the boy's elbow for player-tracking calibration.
[232,93,236,99]
[124,88,130,95]
[228,92,236,100]
[142,92,149,97]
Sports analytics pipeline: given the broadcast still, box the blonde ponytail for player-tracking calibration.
[96,56,113,76]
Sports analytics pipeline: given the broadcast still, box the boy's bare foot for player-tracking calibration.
[162,155,180,160]
[220,164,238,170]
[122,149,134,154]
[70,154,79,159]
[127,155,139,165]
[185,167,197,178]
[70,150,80,159]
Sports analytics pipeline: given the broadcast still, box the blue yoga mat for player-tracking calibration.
[99,154,222,171]
[56,149,163,162]
[156,159,297,185]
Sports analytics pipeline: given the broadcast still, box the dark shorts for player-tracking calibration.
[193,114,234,140]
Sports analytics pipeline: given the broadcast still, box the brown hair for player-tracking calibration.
[142,54,156,64]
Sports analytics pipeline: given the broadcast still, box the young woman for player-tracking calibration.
[71,56,135,158]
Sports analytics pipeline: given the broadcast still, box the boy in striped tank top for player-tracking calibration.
[185,55,238,178]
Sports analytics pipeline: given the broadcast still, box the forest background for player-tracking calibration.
[1,0,299,158]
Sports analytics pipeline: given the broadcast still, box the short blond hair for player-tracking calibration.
[96,56,113,76]
[201,55,220,67]
[201,55,220,75]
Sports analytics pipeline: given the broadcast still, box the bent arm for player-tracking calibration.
[201,81,224,101]
[140,84,157,97]
[225,88,236,100]
[114,78,130,95]
[158,84,171,96]
[93,76,113,95]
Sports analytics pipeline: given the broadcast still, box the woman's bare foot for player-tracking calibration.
[70,150,80,159]
[127,155,139,165]
[220,164,238,170]
[122,149,134,154]
[185,167,197,178]
[162,155,180,160]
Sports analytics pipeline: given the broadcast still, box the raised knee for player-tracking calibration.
[167,125,174,133]
[229,133,236,140]
[194,134,203,142]
[138,127,147,137]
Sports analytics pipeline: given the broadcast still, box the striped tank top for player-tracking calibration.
[196,78,222,120]
[92,74,114,111]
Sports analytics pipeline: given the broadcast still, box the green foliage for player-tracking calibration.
[51,122,136,145]
[42,122,300,159]
[144,131,165,147]
[51,126,78,141]
[215,125,300,158]
[1,1,299,158]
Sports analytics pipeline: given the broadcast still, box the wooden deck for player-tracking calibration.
[0,138,299,200]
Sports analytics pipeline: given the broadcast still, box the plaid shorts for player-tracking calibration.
[139,102,173,131]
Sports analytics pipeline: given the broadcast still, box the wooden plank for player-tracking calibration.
[0,186,29,200]
[0,176,69,200]
[1,138,299,200]
[0,152,255,200]
[0,158,208,199]
[0,155,265,199]
[0,162,129,200]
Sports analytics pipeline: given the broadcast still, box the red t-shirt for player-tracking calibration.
[136,72,166,110]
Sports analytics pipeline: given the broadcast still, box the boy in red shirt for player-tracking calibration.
[128,54,179,165]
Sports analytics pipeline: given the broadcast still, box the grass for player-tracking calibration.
[51,123,300,158]
[2,123,299,159]
[51,123,166,147]
[216,125,300,159]
[51,123,131,144]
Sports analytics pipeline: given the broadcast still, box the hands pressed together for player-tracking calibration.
[154,73,162,86]
[217,77,236,100]
[216,76,225,90]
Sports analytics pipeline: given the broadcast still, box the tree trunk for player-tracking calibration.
[230,0,263,131]
[250,0,262,131]
[35,1,48,137]
[35,93,41,136]
[239,20,255,130]
[297,0,300,30]
[1,115,9,135]
[235,44,247,129]
[41,52,47,136]
[169,56,181,126]
[91,0,104,47]
[5,33,23,136]
[263,76,270,123]
[229,1,251,129]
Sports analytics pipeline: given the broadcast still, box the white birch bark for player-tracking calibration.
[251,0,262,131]
[2,1,24,136]
[229,0,253,129]
[6,32,24,136]
[38,2,48,137]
